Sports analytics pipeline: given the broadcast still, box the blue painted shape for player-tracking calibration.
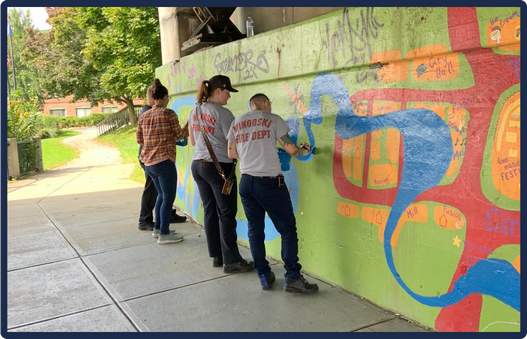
[303,73,520,311]
[171,95,198,216]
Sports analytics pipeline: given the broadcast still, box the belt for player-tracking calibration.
[197,158,211,163]
[242,174,277,179]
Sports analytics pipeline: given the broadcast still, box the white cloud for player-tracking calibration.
[10,7,51,30]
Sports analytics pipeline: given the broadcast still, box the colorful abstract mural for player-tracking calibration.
[158,7,520,332]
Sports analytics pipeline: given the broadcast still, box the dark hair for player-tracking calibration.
[249,93,270,109]
[151,78,168,100]
[196,80,220,105]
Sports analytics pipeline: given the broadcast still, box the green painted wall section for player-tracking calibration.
[156,7,521,332]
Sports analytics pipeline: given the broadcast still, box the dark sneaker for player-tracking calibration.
[138,222,154,231]
[259,271,275,290]
[223,259,254,273]
[170,211,186,223]
[284,275,319,294]
[212,256,223,267]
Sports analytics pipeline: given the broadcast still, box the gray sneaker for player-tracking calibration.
[152,228,176,238]
[157,233,184,244]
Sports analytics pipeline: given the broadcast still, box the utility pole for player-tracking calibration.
[8,22,17,91]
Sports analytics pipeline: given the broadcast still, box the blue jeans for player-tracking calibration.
[239,174,302,279]
[144,160,177,236]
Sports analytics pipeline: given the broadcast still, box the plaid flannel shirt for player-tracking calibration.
[137,105,184,166]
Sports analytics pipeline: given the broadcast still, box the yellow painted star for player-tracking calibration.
[453,235,461,247]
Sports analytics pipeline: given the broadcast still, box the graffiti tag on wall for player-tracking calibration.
[214,50,269,80]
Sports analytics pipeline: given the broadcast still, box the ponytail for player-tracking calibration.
[196,80,220,105]
[151,78,168,100]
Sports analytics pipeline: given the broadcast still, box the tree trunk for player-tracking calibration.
[125,97,137,125]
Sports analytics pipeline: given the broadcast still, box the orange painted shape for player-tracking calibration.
[407,44,458,82]
[337,202,360,218]
[391,204,428,248]
[447,106,467,131]
[434,206,465,230]
[353,146,363,182]
[373,101,401,115]
[491,91,521,200]
[372,130,382,139]
[371,49,409,83]
[342,138,354,151]
[343,153,352,179]
[513,256,520,273]
[446,158,459,177]
[361,206,390,242]
[486,16,520,49]
[386,129,400,163]
[371,140,381,161]
[411,102,429,110]
[369,164,398,187]
[430,104,447,120]
[412,54,460,82]
[378,60,409,83]
[353,102,368,117]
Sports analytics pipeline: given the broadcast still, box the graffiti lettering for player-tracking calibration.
[323,7,384,68]
[486,207,521,236]
[356,64,381,83]
[214,50,269,80]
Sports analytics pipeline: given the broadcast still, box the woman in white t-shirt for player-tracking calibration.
[188,75,253,274]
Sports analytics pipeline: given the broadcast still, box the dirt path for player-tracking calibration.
[55,127,124,169]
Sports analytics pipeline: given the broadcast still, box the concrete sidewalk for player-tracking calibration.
[6,128,432,332]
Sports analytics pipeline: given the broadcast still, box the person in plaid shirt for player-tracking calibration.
[137,79,188,244]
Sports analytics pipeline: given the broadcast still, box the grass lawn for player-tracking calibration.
[41,130,81,170]
[97,125,145,184]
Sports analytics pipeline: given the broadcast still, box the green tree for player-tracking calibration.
[24,8,107,105]
[7,8,44,107]
[77,7,162,125]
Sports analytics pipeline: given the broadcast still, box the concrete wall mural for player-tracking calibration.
[157,7,520,332]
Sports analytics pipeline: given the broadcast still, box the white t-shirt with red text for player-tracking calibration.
[189,102,235,163]
[227,110,290,177]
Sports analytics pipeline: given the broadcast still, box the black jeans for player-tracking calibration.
[191,160,242,265]
[138,160,157,225]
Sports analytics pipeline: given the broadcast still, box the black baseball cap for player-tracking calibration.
[209,75,239,92]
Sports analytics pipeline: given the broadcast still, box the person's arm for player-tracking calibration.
[227,140,239,159]
[277,134,310,156]
[136,121,143,145]
[189,118,196,146]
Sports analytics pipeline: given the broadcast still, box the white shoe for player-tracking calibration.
[157,233,184,244]
[152,228,176,238]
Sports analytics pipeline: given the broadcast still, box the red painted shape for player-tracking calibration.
[329,7,521,331]
[435,294,482,332]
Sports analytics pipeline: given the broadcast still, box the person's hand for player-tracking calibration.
[181,121,189,138]
[300,143,311,154]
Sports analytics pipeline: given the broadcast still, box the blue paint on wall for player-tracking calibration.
[302,73,520,311]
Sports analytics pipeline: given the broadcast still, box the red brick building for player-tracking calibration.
[40,95,144,117]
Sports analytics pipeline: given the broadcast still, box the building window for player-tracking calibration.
[76,107,92,117]
[102,106,118,113]
[50,108,66,117]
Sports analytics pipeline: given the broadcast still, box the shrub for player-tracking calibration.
[7,91,39,141]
